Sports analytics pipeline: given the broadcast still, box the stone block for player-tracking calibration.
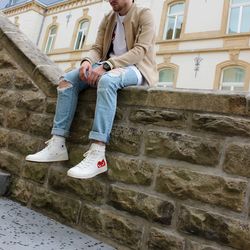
[223,143,250,178]
[16,90,46,112]
[80,204,103,233]
[22,162,49,184]
[31,187,81,224]
[29,113,53,137]
[0,89,20,108]
[8,131,43,155]
[0,128,9,147]
[68,144,88,166]
[0,150,21,174]
[45,98,56,113]
[48,167,106,203]
[129,109,187,128]
[192,113,250,137]
[0,53,17,70]
[6,109,29,131]
[10,178,34,204]
[155,166,247,212]
[69,118,92,144]
[186,240,220,250]
[178,205,250,249]
[109,184,174,225]
[0,107,5,126]
[108,126,142,156]
[12,72,37,91]
[0,69,14,88]
[0,170,10,196]
[147,227,185,250]
[102,209,143,249]
[107,154,154,186]
[145,130,220,166]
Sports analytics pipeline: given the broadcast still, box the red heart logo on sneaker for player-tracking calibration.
[97,159,106,168]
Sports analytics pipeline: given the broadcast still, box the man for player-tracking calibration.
[26,0,158,179]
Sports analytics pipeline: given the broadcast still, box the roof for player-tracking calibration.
[0,0,68,10]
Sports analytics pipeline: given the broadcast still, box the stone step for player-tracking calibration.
[0,198,115,250]
[0,170,11,196]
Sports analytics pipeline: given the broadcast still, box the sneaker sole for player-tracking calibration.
[25,156,69,163]
[67,168,107,179]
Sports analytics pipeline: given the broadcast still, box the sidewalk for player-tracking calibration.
[0,198,115,250]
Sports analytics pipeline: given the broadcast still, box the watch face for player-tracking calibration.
[103,63,111,71]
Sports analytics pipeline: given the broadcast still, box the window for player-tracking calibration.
[228,0,250,33]
[45,26,57,54]
[163,2,185,40]
[74,20,89,50]
[158,68,175,87]
[220,67,246,91]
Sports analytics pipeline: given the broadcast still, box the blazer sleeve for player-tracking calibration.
[107,8,155,68]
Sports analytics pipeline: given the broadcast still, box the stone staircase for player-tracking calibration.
[0,170,10,196]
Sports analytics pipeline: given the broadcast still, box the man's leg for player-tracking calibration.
[67,67,139,178]
[26,68,90,162]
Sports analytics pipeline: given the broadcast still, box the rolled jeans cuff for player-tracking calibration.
[89,131,109,143]
[51,128,69,138]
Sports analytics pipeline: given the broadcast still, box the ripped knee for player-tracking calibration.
[57,80,72,90]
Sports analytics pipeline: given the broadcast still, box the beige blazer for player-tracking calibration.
[83,3,158,86]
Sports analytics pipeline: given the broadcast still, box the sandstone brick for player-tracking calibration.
[129,109,187,128]
[0,150,21,174]
[192,113,250,137]
[8,131,42,155]
[16,90,46,111]
[6,109,29,131]
[45,98,56,113]
[10,178,34,204]
[0,89,21,108]
[0,107,5,126]
[31,187,81,224]
[102,209,143,249]
[0,128,9,147]
[22,162,49,184]
[69,118,92,144]
[178,205,250,249]
[108,126,142,156]
[48,167,106,203]
[12,71,37,90]
[187,240,220,250]
[148,227,185,250]
[145,130,220,166]
[29,113,53,137]
[118,88,247,115]
[155,166,247,212]
[68,144,88,166]
[0,70,14,88]
[107,154,154,185]
[80,204,103,233]
[0,53,17,69]
[223,143,250,178]
[109,184,174,225]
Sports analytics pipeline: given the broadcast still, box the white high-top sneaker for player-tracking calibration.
[25,137,68,162]
[67,143,107,179]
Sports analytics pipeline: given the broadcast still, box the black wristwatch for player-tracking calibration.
[103,62,112,71]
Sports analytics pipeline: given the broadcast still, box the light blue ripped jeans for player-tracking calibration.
[51,63,140,143]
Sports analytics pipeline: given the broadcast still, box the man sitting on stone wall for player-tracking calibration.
[25,0,157,179]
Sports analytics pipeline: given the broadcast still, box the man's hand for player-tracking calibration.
[79,61,92,82]
[87,65,106,87]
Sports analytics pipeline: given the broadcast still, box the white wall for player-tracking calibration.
[185,0,224,33]
[172,52,228,89]
[9,10,44,45]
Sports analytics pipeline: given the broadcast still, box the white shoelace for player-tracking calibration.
[78,150,102,169]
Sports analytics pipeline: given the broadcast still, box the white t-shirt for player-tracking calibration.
[109,14,143,85]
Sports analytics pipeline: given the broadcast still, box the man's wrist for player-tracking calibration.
[80,58,92,66]
[103,61,114,71]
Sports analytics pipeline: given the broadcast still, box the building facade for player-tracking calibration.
[1,0,250,91]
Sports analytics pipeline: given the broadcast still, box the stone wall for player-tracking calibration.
[1,12,250,250]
